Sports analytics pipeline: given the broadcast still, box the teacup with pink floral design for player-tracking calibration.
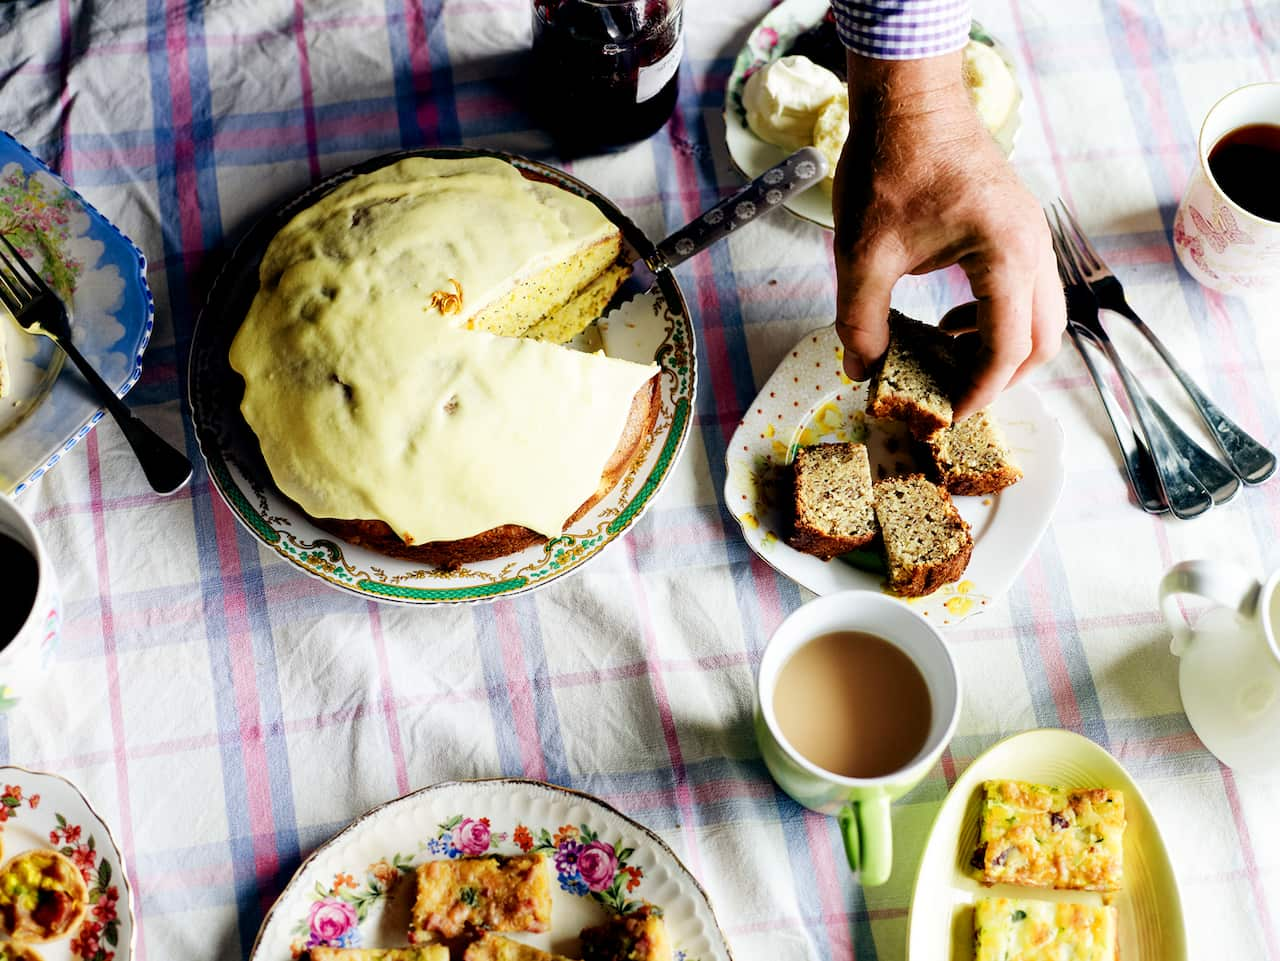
[1174,82,1280,294]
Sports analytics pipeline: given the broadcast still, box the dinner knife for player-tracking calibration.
[601,146,829,317]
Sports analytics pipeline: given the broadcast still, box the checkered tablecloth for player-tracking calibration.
[1,1,1278,959]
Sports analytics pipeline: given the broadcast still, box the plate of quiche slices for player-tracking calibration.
[724,316,1065,626]
[906,729,1186,961]
[249,778,731,961]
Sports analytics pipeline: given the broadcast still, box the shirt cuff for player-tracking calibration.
[829,0,972,60]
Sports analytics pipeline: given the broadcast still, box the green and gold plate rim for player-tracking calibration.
[187,147,697,605]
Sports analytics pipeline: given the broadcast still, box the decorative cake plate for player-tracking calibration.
[0,132,154,495]
[724,324,1065,626]
[188,147,695,605]
[906,730,1186,961]
[249,778,731,961]
[724,0,1022,230]
[0,765,136,961]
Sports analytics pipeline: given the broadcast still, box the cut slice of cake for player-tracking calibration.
[865,311,959,439]
[310,949,448,961]
[463,933,573,961]
[974,897,1117,961]
[926,409,1022,495]
[973,779,1126,892]
[408,854,551,941]
[872,474,973,597]
[787,442,878,560]
[580,904,672,961]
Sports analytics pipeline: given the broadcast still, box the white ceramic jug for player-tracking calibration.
[1159,560,1280,776]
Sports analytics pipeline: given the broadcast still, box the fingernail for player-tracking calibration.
[843,356,868,381]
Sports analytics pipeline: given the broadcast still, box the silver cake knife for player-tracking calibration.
[601,146,829,318]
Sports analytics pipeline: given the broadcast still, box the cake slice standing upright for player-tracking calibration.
[872,474,973,597]
[786,442,878,560]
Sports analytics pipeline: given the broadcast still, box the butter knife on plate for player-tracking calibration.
[587,147,828,362]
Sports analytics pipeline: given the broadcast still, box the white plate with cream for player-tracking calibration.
[724,1,1023,230]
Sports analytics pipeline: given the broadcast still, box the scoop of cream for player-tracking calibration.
[743,55,845,151]
[962,40,1017,133]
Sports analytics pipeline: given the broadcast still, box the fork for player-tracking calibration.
[0,234,192,495]
[1047,211,1231,519]
[1053,201,1276,485]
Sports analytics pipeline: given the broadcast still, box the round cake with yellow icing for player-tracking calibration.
[229,156,661,567]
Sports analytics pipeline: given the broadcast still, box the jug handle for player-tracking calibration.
[1159,560,1262,656]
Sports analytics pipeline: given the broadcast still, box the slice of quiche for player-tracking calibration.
[972,779,1125,892]
[310,949,447,961]
[974,897,1117,961]
[409,854,551,942]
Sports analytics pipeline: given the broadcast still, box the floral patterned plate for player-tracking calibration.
[188,147,695,605]
[0,766,135,961]
[0,132,154,496]
[723,0,1023,230]
[250,778,731,961]
[723,324,1065,626]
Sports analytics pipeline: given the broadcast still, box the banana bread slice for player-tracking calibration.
[865,311,959,439]
[787,442,878,560]
[872,474,973,597]
[926,410,1023,495]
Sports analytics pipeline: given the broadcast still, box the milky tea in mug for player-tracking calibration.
[772,630,932,779]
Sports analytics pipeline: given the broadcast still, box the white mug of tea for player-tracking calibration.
[754,591,961,887]
[1174,81,1280,294]
[1159,559,1280,776]
[0,494,61,712]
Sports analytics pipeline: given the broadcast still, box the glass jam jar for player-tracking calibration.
[531,0,684,151]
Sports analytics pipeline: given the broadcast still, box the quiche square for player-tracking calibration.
[973,779,1125,892]
[310,949,448,961]
[409,854,551,941]
[974,897,1117,961]
[463,933,573,961]
[579,904,672,961]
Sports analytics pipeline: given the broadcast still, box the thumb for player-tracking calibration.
[835,248,901,380]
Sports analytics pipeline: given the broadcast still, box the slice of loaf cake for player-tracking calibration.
[872,474,973,597]
[926,410,1022,495]
[787,442,878,560]
[865,311,959,439]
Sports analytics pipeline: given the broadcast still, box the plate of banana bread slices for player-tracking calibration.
[723,315,1065,625]
[249,778,730,961]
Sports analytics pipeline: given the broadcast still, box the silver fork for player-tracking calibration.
[1054,201,1276,485]
[0,234,192,495]
[1047,211,1231,519]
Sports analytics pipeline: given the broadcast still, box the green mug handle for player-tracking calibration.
[838,795,892,887]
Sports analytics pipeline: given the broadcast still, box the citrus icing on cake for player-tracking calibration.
[229,157,657,545]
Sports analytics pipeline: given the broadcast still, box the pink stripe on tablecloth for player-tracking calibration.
[83,432,145,959]
[208,497,280,891]
[163,2,205,272]
[403,0,438,139]
[292,0,321,182]
[1220,768,1280,960]
[624,538,703,873]
[493,601,548,781]
[1241,1,1276,80]
[1006,0,1074,204]
[57,0,74,184]
[802,812,855,960]
[1022,556,1083,730]
[367,602,410,795]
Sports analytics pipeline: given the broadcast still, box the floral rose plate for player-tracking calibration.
[724,324,1065,626]
[0,766,135,961]
[0,132,154,495]
[250,778,731,961]
[188,147,695,605]
[723,0,1023,230]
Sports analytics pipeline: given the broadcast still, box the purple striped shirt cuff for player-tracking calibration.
[830,0,972,60]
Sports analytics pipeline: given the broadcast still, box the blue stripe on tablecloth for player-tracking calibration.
[1006,574,1073,730]
[470,603,527,776]
[515,594,572,787]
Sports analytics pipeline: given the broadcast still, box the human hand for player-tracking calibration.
[832,50,1065,420]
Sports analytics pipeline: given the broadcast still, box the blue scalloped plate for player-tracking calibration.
[0,131,154,495]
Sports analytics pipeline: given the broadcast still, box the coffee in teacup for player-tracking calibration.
[0,531,39,646]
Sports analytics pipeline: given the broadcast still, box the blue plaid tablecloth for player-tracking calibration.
[0,1,1278,959]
